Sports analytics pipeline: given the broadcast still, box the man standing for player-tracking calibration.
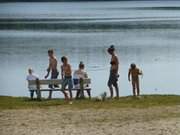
[45,49,59,99]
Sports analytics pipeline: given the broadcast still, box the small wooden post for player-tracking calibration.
[79,78,85,99]
[36,79,41,100]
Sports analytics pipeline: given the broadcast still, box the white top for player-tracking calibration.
[26,74,39,81]
[73,69,88,79]
[73,69,88,88]
[26,73,39,90]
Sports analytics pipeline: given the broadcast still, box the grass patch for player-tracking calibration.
[0,95,180,110]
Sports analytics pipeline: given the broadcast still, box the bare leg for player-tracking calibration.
[132,81,136,96]
[109,86,113,98]
[108,76,114,98]
[136,80,140,96]
[62,91,69,101]
[68,81,73,100]
[69,89,73,100]
[62,78,70,100]
[48,70,59,99]
[113,82,119,98]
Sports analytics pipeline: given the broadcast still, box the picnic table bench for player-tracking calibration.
[28,78,91,100]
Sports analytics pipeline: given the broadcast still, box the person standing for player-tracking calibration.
[61,56,73,100]
[107,45,120,98]
[128,63,143,97]
[45,49,59,99]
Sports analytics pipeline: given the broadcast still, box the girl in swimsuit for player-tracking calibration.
[107,45,120,98]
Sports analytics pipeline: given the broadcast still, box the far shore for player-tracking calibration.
[0,95,180,135]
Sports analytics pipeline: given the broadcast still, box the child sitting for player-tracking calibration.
[73,62,88,87]
[73,62,90,99]
[128,63,143,97]
[26,68,41,99]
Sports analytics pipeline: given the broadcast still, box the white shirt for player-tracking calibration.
[26,73,39,90]
[26,74,39,81]
[73,69,88,88]
[73,69,88,79]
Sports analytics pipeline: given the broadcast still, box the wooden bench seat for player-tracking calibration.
[28,78,91,100]
[29,87,91,92]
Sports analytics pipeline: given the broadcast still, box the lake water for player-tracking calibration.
[0,1,180,97]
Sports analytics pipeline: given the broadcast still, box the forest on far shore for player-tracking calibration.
[0,0,167,3]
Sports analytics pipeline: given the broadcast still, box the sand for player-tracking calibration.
[0,105,180,135]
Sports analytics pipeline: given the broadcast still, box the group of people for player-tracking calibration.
[27,45,143,100]
[27,49,89,100]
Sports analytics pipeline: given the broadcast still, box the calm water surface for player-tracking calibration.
[0,1,180,97]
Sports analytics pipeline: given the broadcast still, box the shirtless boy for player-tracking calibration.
[128,63,143,97]
[45,49,59,99]
[61,56,73,100]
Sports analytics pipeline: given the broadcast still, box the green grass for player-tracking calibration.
[0,95,180,110]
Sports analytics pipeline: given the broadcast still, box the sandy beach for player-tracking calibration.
[1,105,180,135]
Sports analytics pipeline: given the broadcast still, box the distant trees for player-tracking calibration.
[0,0,154,3]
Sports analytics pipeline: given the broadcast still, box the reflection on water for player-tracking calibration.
[0,1,180,97]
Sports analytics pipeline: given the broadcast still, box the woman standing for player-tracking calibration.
[107,45,119,98]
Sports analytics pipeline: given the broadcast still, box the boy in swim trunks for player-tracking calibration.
[128,63,143,97]
[61,56,73,100]
[45,49,59,99]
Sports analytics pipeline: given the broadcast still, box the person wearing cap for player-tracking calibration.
[107,45,120,98]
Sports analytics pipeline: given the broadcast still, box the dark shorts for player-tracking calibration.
[49,69,59,88]
[73,79,79,85]
[51,69,59,79]
[108,71,119,87]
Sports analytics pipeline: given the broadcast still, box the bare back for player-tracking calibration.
[111,55,119,73]
[129,68,140,81]
[49,56,57,71]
